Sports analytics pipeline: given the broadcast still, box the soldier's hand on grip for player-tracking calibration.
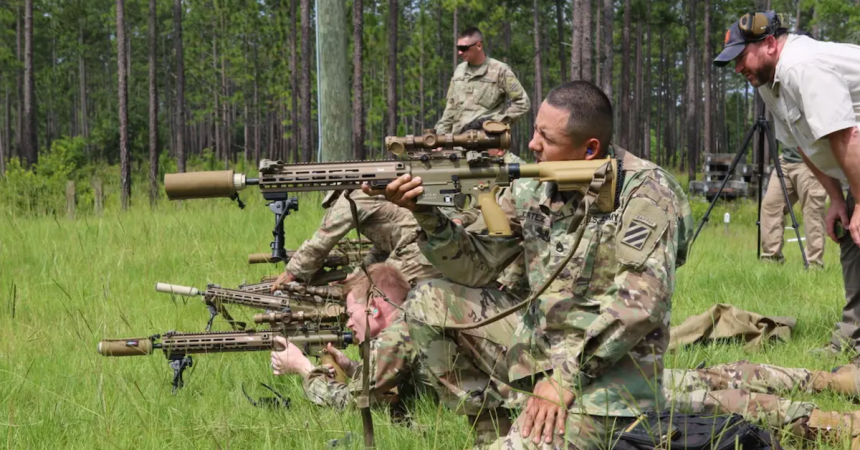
[361,174,428,213]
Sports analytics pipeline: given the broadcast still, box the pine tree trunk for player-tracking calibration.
[174,0,186,172]
[300,0,312,162]
[600,0,613,100]
[632,20,641,155]
[352,0,365,158]
[149,0,158,206]
[594,1,601,83]
[418,0,425,131]
[580,0,592,82]
[452,7,458,73]
[643,2,652,161]
[3,89,9,168]
[79,22,89,152]
[533,0,543,117]
[685,0,698,182]
[22,0,37,167]
[387,0,398,136]
[619,0,631,149]
[555,0,568,81]
[16,5,22,159]
[118,0,130,209]
[570,0,582,79]
[289,0,299,161]
[703,0,712,155]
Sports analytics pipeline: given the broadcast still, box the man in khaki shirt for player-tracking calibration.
[715,11,860,354]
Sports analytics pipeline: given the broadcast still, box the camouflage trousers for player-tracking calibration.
[406,280,829,449]
[386,242,442,286]
[665,361,818,437]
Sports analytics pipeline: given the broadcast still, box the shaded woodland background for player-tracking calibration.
[0,0,859,213]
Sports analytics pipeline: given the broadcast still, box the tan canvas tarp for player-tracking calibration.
[669,304,797,350]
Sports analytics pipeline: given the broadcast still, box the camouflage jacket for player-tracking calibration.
[412,147,693,417]
[434,58,530,135]
[303,313,425,409]
[286,190,441,285]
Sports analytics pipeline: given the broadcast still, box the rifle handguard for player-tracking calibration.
[164,170,250,200]
[155,283,199,296]
[98,338,154,356]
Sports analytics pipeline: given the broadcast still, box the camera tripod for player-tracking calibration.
[692,104,809,269]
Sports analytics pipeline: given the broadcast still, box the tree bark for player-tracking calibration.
[386,0,398,136]
[533,0,543,117]
[452,7,458,74]
[174,0,186,172]
[703,0,712,156]
[685,0,698,182]
[580,0,592,82]
[79,22,89,151]
[619,0,631,149]
[353,0,365,158]
[149,0,159,206]
[570,0,582,79]
[632,20,641,155]
[3,89,9,169]
[555,0,568,81]
[318,0,352,161]
[600,0,613,100]
[118,0,130,209]
[289,0,299,161]
[643,2,652,161]
[16,4,22,159]
[22,0,37,167]
[300,0,312,162]
[594,1,601,83]
[418,0,425,131]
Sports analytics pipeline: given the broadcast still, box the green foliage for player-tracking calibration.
[1,137,88,215]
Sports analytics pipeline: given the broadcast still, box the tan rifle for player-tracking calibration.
[164,122,618,238]
[99,326,353,392]
[155,282,344,332]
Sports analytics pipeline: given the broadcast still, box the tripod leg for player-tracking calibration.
[692,123,758,245]
[763,123,809,269]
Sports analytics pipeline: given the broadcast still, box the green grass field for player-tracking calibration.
[1,191,857,449]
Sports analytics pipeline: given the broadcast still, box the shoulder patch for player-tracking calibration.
[617,198,668,267]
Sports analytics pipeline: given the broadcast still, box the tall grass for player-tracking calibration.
[0,191,856,449]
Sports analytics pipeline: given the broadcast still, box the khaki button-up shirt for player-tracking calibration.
[758,34,860,182]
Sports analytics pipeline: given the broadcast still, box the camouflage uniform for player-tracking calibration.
[303,312,427,408]
[664,362,821,436]
[435,58,530,135]
[405,147,694,450]
[285,190,441,285]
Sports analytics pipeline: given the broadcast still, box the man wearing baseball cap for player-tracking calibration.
[715,12,860,356]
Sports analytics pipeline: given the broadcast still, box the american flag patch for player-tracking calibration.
[621,222,651,250]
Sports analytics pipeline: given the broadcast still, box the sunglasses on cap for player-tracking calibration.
[457,42,479,52]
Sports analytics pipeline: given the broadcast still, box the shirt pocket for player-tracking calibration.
[475,79,502,109]
[786,105,815,144]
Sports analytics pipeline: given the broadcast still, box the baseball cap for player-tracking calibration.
[714,11,787,67]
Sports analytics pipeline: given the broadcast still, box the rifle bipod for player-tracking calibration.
[168,354,193,393]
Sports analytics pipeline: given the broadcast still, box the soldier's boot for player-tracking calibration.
[811,365,860,397]
[806,409,860,449]
[469,410,512,449]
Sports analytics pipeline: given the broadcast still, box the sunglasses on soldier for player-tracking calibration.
[456,42,479,52]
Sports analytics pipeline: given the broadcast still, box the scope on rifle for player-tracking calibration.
[384,121,510,155]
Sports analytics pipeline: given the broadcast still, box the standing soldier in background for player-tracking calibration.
[759,146,828,267]
[435,27,530,135]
